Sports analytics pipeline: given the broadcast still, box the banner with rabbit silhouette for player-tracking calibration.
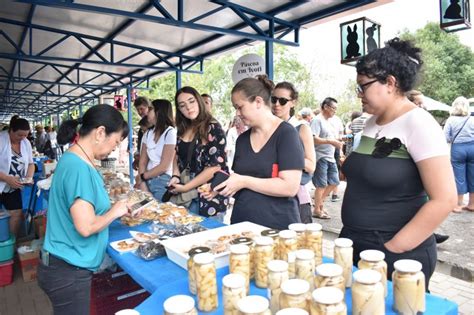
[340,17,380,65]
[439,0,471,32]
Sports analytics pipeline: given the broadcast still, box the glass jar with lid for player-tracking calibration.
[392,259,425,314]
[278,230,297,261]
[276,308,309,315]
[352,269,384,315]
[222,273,246,315]
[289,223,307,249]
[279,278,310,311]
[267,260,289,314]
[261,229,280,259]
[229,244,250,292]
[314,263,345,294]
[305,223,323,267]
[232,237,255,279]
[333,238,353,288]
[358,249,388,297]
[295,249,315,290]
[187,246,210,295]
[310,287,347,315]
[288,251,296,279]
[163,295,198,315]
[254,236,274,288]
[193,253,218,312]
[237,295,271,315]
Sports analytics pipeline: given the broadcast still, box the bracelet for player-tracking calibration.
[140,173,146,181]
[172,175,180,180]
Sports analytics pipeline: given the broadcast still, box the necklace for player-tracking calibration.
[76,142,96,168]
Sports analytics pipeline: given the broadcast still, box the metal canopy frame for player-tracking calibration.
[0,0,378,121]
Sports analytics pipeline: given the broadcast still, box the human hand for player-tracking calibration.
[384,240,405,254]
[330,140,343,150]
[170,183,187,194]
[168,176,180,188]
[6,176,23,189]
[110,199,129,219]
[214,173,244,197]
[199,184,218,201]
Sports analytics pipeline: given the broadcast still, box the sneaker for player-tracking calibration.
[331,194,340,202]
[434,233,449,244]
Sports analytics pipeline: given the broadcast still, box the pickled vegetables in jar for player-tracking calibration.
[254,236,274,288]
[392,259,425,314]
[289,223,307,249]
[279,278,311,311]
[305,223,323,267]
[314,263,345,294]
[358,249,388,297]
[352,269,384,315]
[267,260,289,314]
[229,244,250,292]
[310,287,346,315]
[163,294,198,315]
[193,253,218,312]
[278,230,297,261]
[222,273,246,315]
[333,238,353,288]
[237,295,271,315]
[187,246,210,295]
[295,249,315,291]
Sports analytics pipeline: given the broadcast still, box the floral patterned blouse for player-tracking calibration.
[176,122,229,216]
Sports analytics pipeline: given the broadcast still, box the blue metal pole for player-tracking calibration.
[265,41,274,81]
[176,71,182,90]
[127,86,134,186]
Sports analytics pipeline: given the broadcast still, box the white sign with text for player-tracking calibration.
[232,54,266,84]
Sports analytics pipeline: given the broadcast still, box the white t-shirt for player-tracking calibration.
[143,126,177,176]
[363,108,448,163]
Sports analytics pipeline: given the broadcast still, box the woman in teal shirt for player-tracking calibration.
[37,105,129,315]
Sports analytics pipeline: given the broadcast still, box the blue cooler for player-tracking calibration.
[0,212,10,242]
[0,234,15,262]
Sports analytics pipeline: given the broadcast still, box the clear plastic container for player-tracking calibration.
[278,230,297,261]
[279,279,310,311]
[310,287,347,315]
[187,246,211,295]
[261,229,280,259]
[289,223,307,249]
[358,249,388,297]
[276,308,309,315]
[392,259,425,314]
[254,236,274,288]
[352,269,384,315]
[229,244,250,292]
[333,238,353,288]
[231,237,255,279]
[314,263,345,294]
[193,253,218,312]
[237,295,271,315]
[267,260,289,314]
[163,295,198,315]
[222,273,246,315]
[295,249,315,291]
[305,223,323,267]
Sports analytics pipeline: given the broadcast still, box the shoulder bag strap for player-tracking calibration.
[452,117,470,143]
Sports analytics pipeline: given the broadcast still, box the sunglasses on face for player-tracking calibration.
[271,96,292,106]
[372,137,402,158]
[355,79,378,95]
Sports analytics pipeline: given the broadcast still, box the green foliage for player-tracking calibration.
[400,22,474,104]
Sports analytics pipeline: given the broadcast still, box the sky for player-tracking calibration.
[289,0,474,100]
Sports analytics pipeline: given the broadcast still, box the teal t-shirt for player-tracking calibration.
[43,152,111,270]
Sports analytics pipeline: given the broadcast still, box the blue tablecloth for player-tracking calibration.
[21,173,47,214]
[107,221,458,315]
[33,156,49,174]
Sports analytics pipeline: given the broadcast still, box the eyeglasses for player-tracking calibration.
[326,104,337,111]
[355,79,378,95]
[372,137,402,158]
[271,96,292,106]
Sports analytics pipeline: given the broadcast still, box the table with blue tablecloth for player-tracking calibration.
[107,220,458,315]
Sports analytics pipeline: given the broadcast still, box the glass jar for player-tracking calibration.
[229,244,250,292]
[392,259,425,314]
[279,279,310,311]
[295,249,315,291]
[163,294,198,315]
[352,269,384,315]
[288,251,296,279]
[305,223,323,267]
[289,223,307,249]
[267,260,289,314]
[187,246,210,295]
[278,230,297,261]
[333,238,353,288]
[310,287,347,315]
[314,263,345,294]
[237,295,271,315]
[276,308,309,315]
[232,237,255,280]
[261,229,280,259]
[254,236,274,288]
[358,249,388,297]
[222,273,246,315]
[193,253,218,312]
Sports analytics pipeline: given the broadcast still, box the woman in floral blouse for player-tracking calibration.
[169,86,228,218]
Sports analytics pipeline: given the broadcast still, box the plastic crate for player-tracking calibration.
[0,260,14,287]
[0,234,15,262]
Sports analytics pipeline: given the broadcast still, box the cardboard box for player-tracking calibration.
[17,241,40,282]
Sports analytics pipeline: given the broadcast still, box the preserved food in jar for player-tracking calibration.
[163,294,198,315]
[254,236,274,288]
[310,287,346,315]
[314,263,345,294]
[358,249,388,297]
[193,253,218,312]
[288,251,296,279]
[352,269,384,315]
[222,273,246,315]
[278,230,297,261]
[289,223,307,249]
[333,238,353,288]
[232,237,255,279]
[237,295,271,315]
[261,229,280,259]
[267,260,289,314]
[276,308,309,315]
[393,259,425,314]
[305,223,323,267]
[279,279,310,311]
[229,244,250,292]
[187,246,210,295]
[295,249,315,290]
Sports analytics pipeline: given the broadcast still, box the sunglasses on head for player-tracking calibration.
[372,137,402,158]
[271,96,292,106]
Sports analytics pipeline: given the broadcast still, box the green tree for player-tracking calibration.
[400,22,474,104]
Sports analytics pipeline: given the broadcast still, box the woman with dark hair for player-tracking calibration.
[135,99,177,201]
[272,81,316,223]
[37,105,130,314]
[340,38,457,289]
[169,86,228,218]
[204,75,304,230]
[0,118,35,237]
